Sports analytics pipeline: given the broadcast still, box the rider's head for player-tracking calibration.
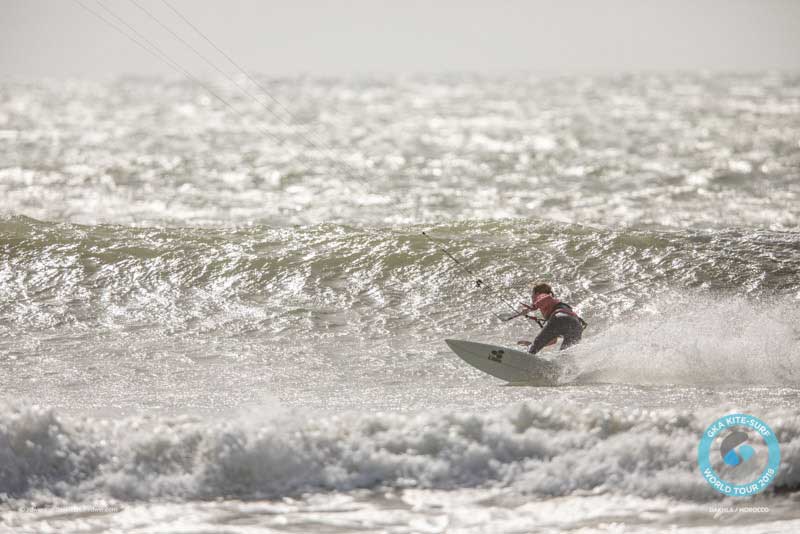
[532,282,553,297]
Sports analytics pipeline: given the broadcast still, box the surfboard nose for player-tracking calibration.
[445,339,468,351]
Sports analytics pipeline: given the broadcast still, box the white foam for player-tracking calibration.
[2,402,798,506]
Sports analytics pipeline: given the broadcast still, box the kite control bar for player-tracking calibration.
[422,231,543,329]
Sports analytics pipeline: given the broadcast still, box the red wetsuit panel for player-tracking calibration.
[531,293,560,319]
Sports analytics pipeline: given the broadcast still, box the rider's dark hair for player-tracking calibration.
[532,282,553,295]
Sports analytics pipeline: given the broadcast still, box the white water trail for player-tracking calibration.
[573,295,800,385]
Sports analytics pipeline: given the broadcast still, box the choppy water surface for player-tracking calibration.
[1,73,799,533]
[2,72,799,228]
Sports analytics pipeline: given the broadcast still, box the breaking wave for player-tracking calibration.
[2,215,798,337]
[1,402,798,506]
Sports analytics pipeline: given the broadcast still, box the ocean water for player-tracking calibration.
[1,72,799,533]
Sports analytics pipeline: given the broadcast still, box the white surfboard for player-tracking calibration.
[445,339,562,385]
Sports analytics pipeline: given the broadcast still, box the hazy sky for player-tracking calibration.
[2,0,799,78]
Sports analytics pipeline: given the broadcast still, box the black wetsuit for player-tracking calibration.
[528,303,584,354]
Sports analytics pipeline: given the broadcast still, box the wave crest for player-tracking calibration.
[2,216,798,338]
[2,403,798,505]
